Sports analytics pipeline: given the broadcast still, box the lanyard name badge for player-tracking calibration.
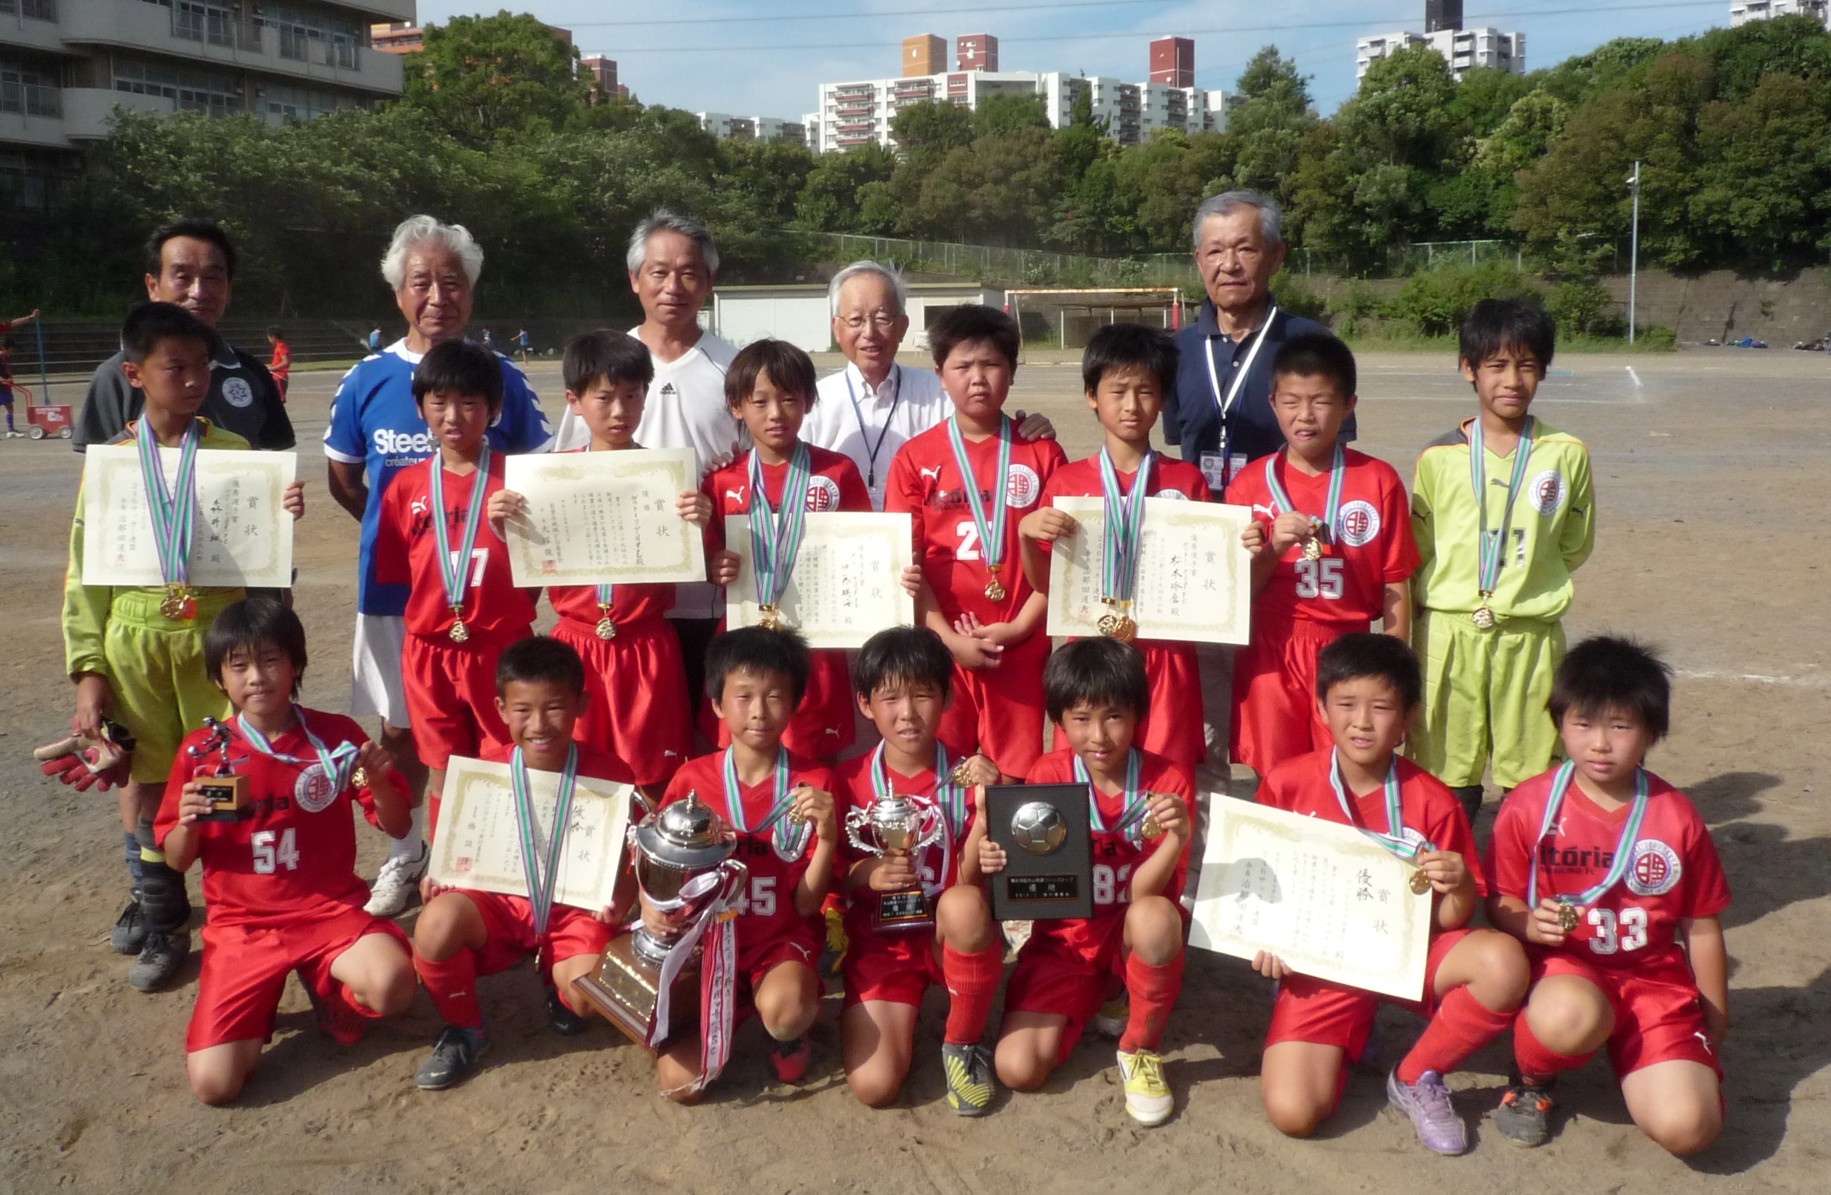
[1526,760,1650,934]
[1467,415,1536,630]
[429,444,493,643]
[1264,445,1345,562]
[1328,750,1435,895]
[1200,305,1277,492]
[844,365,901,497]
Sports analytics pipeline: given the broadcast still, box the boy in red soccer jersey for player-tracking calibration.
[836,626,1005,1114]
[656,626,838,1096]
[885,305,1067,778]
[979,638,1191,1127]
[265,326,291,402]
[492,330,706,795]
[411,637,641,1090]
[703,339,872,763]
[1226,333,1418,778]
[1253,633,1526,1155]
[372,340,537,828]
[156,599,416,1104]
[1019,323,1211,772]
[1485,637,1728,1155]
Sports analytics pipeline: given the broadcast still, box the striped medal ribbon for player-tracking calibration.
[723,746,809,859]
[1075,749,1152,845]
[428,444,493,642]
[945,414,1013,602]
[746,444,813,628]
[136,416,201,618]
[1526,760,1650,917]
[509,743,579,937]
[1095,448,1152,640]
[1264,445,1345,561]
[1467,416,1536,628]
[234,708,360,794]
[1328,750,1423,860]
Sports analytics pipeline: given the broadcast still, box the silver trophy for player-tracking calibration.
[845,792,946,933]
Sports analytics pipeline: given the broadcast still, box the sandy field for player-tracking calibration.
[1,345,1827,1194]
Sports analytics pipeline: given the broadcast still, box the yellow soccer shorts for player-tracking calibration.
[102,590,237,784]
[1409,609,1565,791]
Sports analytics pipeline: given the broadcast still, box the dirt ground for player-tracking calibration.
[2,346,1827,1194]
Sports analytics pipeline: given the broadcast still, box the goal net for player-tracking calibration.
[1002,288,1186,357]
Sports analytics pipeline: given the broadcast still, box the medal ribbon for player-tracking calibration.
[1468,416,1536,599]
[1526,760,1650,908]
[581,443,616,617]
[509,743,579,937]
[722,746,809,857]
[428,444,493,620]
[1263,446,1345,546]
[1096,448,1153,605]
[945,414,1012,585]
[1327,750,1424,861]
[233,708,360,794]
[745,444,813,610]
[1074,749,1150,845]
[135,417,200,590]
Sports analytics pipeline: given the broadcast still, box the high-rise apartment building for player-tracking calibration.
[1149,36,1194,87]
[1355,25,1525,80]
[902,33,944,78]
[956,33,997,72]
[580,54,622,102]
[1729,1,1831,28]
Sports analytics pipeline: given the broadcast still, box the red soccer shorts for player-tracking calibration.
[1530,950,1721,1078]
[735,926,823,1023]
[715,646,854,763]
[1136,639,1206,772]
[1232,618,1355,776]
[939,631,1049,779]
[459,888,614,978]
[401,628,522,771]
[185,904,408,1051]
[1265,928,1469,1058]
[552,616,691,787]
[1004,904,1189,1060]
[842,934,944,1009]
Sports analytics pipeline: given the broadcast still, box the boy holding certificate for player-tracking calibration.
[1484,637,1728,1155]
[1224,333,1418,778]
[885,306,1067,778]
[836,627,1004,1115]
[657,627,838,1093]
[156,599,415,1103]
[61,302,304,992]
[411,637,636,1090]
[979,638,1193,1127]
[703,339,871,762]
[1018,323,1212,771]
[372,340,537,828]
[1253,633,1526,1156]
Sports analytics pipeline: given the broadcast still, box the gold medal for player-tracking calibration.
[448,617,470,644]
[984,578,1006,603]
[947,758,977,787]
[1471,604,1496,631]
[595,615,617,640]
[1409,869,1433,895]
[1558,902,1581,934]
[1140,815,1163,840]
[160,585,186,620]
[757,604,782,630]
[349,767,368,792]
[1302,536,1324,561]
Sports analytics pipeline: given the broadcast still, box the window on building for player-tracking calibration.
[0,152,56,211]
[260,83,350,122]
[256,3,363,69]
[113,58,242,117]
[0,62,61,118]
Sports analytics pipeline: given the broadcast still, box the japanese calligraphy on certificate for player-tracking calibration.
[502,448,705,586]
[728,511,914,648]
[81,446,295,588]
[1188,796,1431,1001]
[430,756,635,911]
[1045,496,1251,645]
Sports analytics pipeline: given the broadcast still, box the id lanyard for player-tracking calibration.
[843,365,901,494]
[1202,305,1277,486]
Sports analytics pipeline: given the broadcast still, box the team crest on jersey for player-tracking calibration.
[1529,470,1567,516]
[805,476,841,511]
[1336,499,1380,547]
[222,377,254,409]
[294,764,339,813]
[1625,838,1681,896]
[1156,488,1189,501]
[1005,464,1041,509]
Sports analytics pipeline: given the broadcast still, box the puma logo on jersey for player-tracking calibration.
[725,487,747,506]
[411,494,430,517]
[919,466,944,484]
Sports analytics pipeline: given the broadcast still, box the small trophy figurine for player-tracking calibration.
[189,716,248,823]
[845,793,946,933]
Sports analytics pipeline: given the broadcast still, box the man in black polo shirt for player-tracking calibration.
[73,218,293,453]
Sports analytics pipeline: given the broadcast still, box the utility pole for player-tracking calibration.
[1626,160,1641,345]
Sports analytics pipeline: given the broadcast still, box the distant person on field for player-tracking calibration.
[515,326,531,363]
[0,306,38,338]
[368,326,382,353]
[1,336,22,436]
[266,326,291,402]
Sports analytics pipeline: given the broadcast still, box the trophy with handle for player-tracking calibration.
[845,792,946,933]
[189,717,248,823]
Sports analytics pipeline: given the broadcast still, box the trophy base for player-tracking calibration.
[195,775,248,824]
[572,933,701,1053]
[873,890,935,935]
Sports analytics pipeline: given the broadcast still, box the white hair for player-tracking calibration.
[1191,190,1284,248]
[827,260,908,317]
[626,208,720,275]
[381,215,484,289]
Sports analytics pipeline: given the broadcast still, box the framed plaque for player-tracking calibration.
[985,783,1093,921]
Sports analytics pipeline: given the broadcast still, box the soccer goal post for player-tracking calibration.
[1002,288,1186,361]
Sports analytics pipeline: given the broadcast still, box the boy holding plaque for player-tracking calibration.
[979,638,1192,1127]
[1226,333,1418,777]
[1019,323,1211,771]
[156,599,416,1104]
[1253,634,1526,1156]
[62,302,304,992]
[658,626,838,1091]
[372,340,538,828]
[411,637,636,1091]
[886,306,1067,778]
[702,339,871,762]
[836,626,1005,1114]
[1484,637,1728,1155]
[1409,300,1594,822]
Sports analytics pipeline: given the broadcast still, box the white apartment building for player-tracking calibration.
[1729,1,1831,28]
[1355,26,1525,81]
[695,110,807,143]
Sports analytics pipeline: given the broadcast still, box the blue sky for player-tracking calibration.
[409,1,1732,119]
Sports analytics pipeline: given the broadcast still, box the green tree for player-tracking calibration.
[401,11,591,146]
[795,144,898,233]
[1224,46,1318,206]
[973,93,1049,139]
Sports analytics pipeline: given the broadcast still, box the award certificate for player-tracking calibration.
[1045,496,1251,645]
[727,511,913,648]
[82,446,295,589]
[430,755,636,912]
[1188,796,1432,1001]
[503,448,705,586]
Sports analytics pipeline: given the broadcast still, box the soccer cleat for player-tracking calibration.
[1116,1049,1173,1126]
[818,906,847,980]
[941,1042,995,1116]
[416,1026,490,1090]
[309,986,368,1046]
[768,1036,812,1083]
[1387,1068,1469,1155]
[110,899,147,955]
[1495,1079,1556,1147]
[1000,920,1032,962]
[546,990,589,1037]
[1091,993,1130,1040]
[127,930,189,992]
[365,841,429,917]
